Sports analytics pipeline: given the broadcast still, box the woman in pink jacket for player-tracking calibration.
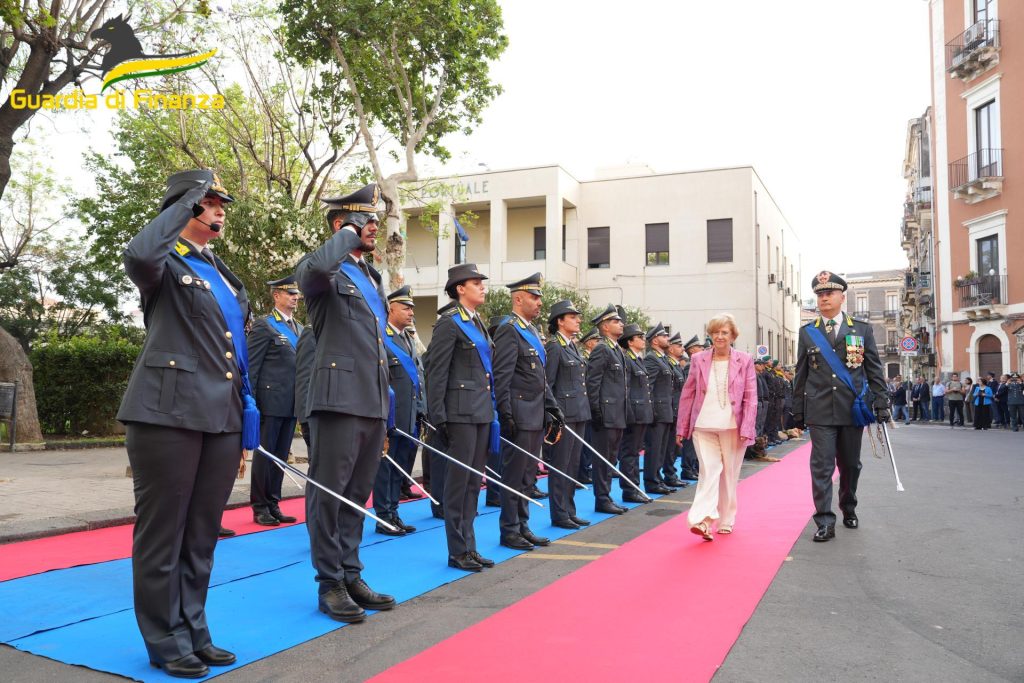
[675,314,758,540]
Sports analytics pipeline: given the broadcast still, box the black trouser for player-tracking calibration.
[499,428,542,537]
[645,421,673,488]
[306,412,385,590]
[549,420,585,523]
[973,404,992,429]
[300,421,310,448]
[948,400,964,426]
[619,422,648,488]
[1009,404,1024,430]
[125,423,240,664]
[681,437,699,477]
[591,425,624,506]
[251,415,297,513]
[996,401,1009,427]
[373,430,417,519]
[444,422,490,557]
[577,421,594,478]
[484,448,503,506]
[808,424,863,527]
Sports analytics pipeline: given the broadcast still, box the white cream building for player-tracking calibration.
[400,164,803,363]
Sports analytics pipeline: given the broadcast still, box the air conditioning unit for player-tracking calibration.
[767,274,777,284]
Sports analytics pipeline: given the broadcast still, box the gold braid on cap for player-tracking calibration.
[339,185,381,213]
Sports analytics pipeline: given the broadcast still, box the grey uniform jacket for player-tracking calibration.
[644,350,675,424]
[585,338,628,429]
[386,323,426,433]
[544,334,591,423]
[425,305,496,426]
[294,327,316,423]
[625,351,654,425]
[117,185,249,433]
[247,311,303,418]
[792,315,888,426]
[492,318,558,431]
[296,229,389,420]
[668,357,685,419]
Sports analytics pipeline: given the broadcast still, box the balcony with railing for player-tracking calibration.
[884,309,900,322]
[950,149,1002,203]
[946,19,1001,80]
[956,274,1007,317]
[883,344,900,356]
[912,185,932,209]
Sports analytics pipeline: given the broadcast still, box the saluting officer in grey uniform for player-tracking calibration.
[248,275,303,526]
[545,300,592,530]
[372,285,425,536]
[644,323,683,493]
[492,273,563,551]
[425,264,498,573]
[618,324,655,503]
[297,183,395,622]
[118,170,243,678]
[793,271,889,542]
[585,305,629,515]
[294,327,316,449]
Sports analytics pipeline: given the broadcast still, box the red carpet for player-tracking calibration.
[371,444,814,683]
[0,496,308,582]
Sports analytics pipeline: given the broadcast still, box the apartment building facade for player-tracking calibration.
[929,0,1024,378]
[399,164,803,361]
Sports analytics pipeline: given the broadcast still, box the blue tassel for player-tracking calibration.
[387,387,396,431]
[242,393,261,450]
[488,413,501,455]
[852,397,875,428]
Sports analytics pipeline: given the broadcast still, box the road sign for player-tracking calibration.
[756,345,769,357]
[900,337,919,352]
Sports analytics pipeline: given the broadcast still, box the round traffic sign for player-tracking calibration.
[900,336,919,352]
[756,345,768,357]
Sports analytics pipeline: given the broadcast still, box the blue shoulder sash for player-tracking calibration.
[267,311,298,348]
[511,317,546,365]
[452,307,501,454]
[339,260,395,428]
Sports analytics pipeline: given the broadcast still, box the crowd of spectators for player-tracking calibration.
[887,371,1024,431]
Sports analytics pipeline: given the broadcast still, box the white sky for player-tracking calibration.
[37,0,931,297]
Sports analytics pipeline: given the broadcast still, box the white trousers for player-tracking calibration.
[687,428,745,528]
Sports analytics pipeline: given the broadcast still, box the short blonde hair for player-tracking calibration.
[706,313,739,340]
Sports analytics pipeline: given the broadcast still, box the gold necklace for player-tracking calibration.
[712,353,730,409]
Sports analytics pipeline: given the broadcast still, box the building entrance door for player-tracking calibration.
[977,334,1003,378]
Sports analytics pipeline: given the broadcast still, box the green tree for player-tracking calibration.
[278,0,509,286]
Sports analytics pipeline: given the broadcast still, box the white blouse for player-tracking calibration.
[695,359,737,431]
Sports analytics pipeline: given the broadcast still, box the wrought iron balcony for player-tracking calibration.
[955,274,1007,316]
[946,19,1001,80]
[950,149,1002,203]
[884,344,900,355]
[884,309,899,321]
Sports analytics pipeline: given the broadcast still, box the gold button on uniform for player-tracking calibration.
[226,372,234,380]
[331,362,337,368]
[169,360,176,366]
[225,351,233,359]
[225,331,233,339]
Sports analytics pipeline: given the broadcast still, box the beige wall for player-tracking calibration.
[405,213,438,267]
[506,206,546,261]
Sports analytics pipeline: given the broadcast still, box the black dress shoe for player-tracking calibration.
[376,521,406,536]
[664,476,687,488]
[448,553,483,572]
[318,584,366,622]
[813,524,836,542]
[194,645,236,666]
[646,483,674,495]
[393,515,416,533]
[431,505,445,519]
[269,505,297,523]
[218,526,235,538]
[469,551,495,567]
[527,486,548,499]
[500,534,535,550]
[552,519,580,530]
[622,491,650,504]
[569,515,591,526]
[521,529,550,546]
[346,577,396,611]
[681,471,700,480]
[843,516,859,529]
[596,502,626,515]
[151,654,209,678]
[253,510,280,526]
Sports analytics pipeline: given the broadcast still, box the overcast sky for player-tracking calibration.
[40,0,931,300]
[425,0,933,296]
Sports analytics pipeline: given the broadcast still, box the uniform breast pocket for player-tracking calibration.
[451,380,481,415]
[142,350,199,413]
[177,279,207,318]
[335,280,361,318]
[319,354,354,405]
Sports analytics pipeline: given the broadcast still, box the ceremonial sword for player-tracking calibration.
[560,424,653,502]
[500,436,590,490]
[393,428,543,507]
[254,445,399,531]
[879,421,905,492]
[381,451,440,505]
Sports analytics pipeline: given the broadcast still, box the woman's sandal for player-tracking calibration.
[690,521,714,541]
[718,525,733,534]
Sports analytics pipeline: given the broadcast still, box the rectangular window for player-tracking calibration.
[707,218,733,263]
[977,235,998,275]
[455,238,466,265]
[856,295,869,315]
[974,0,992,24]
[534,226,546,260]
[588,227,610,269]
[562,224,567,262]
[975,100,999,177]
[886,293,899,311]
[645,222,669,266]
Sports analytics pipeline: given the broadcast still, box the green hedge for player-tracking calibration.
[32,334,141,436]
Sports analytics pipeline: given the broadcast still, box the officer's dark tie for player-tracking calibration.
[200,248,218,270]
[288,318,298,335]
[357,259,371,280]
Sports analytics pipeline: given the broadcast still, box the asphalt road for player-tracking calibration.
[2,426,1021,682]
